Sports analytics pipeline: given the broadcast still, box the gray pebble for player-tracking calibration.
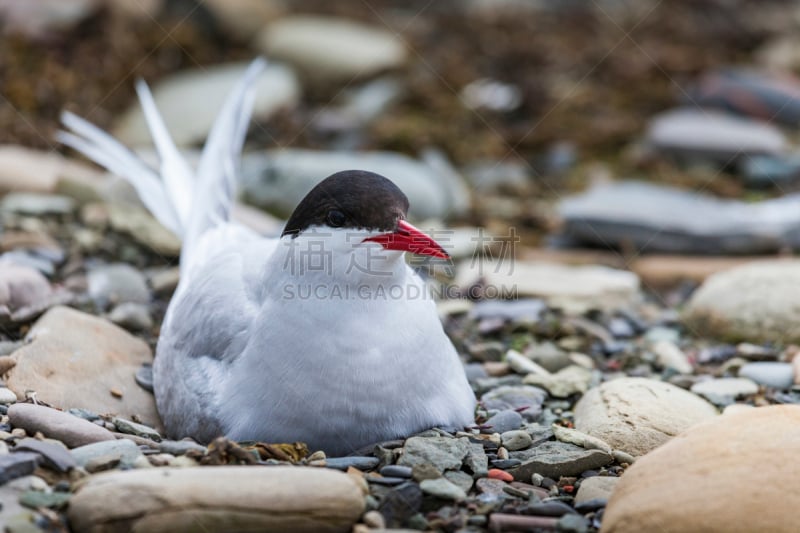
[108,302,153,331]
[738,362,794,389]
[324,456,379,471]
[380,465,412,478]
[420,477,467,501]
[483,409,523,434]
[501,430,533,451]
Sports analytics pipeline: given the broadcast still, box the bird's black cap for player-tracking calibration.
[281,170,410,237]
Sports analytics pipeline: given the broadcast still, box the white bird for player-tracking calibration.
[58,58,476,456]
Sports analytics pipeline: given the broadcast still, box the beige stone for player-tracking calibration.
[603,405,800,533]
[683,259,800,343]
[575,476,619,504]
[68,466,365,533]
[7,306,159,427]
[574,378,717,457]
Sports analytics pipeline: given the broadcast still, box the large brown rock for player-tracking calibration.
[6,306,159,427]
[603,405,800,533]
[574,378,718,457]
[68,466,366,533]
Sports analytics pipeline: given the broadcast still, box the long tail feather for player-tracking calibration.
[57,58,267,268]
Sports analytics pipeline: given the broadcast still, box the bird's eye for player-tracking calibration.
[326,209,346,227]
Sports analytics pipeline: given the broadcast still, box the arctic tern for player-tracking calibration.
[58,58,476,455]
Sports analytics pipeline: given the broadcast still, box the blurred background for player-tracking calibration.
[3,0,800,293]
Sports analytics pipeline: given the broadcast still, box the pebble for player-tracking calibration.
[379,465,412,478]
[560,182,800,255]
[575,378,718,456]
[575,476,619,504]
[241,148,469,221]
[488,469,514,482]
[645,107,787,161]
[483,409,524,434]
[114,61,300,147]
[108,302,153,331]
[690,377,759,405]
[603,405,800,533]
[489,514,559,531]
[0,262,54,317]
[444,470,474,493]
[420,477,467,501]
[378,482,422,527]
[552,425,612,454]
[1,192,75,215]
[68,466,366,532]
[20,489,71,509]
[507,350,550,376]
[501,430,533,451]
[469,299,547,322]
[323,456,379,471]
[71,438,143,468]
[87,263,150,310]
[256,15,406,84]
[0,452,40,484]
[524,365,593,398]
[686,69,800,126]
[8,403,115,448]
[651,340,693,374]
[6,306,159,427]
[738,362,794,389]
[13,437,75,472]
[397,436,470,472]
[106,203,182,256]
[0,387,17,405]
[112,417,161,441]
[480,385,547,421]
[456,260,640,313]
[509,442,613,481]
[527,500,578,517]
[685,260,800,343]
[157,439,206,456]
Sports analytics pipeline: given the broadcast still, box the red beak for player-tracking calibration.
[364,219,450,259]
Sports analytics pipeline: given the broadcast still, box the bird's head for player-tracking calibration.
[281,170,450,263]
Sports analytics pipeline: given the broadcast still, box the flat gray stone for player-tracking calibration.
[646,107,787,161]
[397,436,471,472]
[420,477,467,501]
[88,264,150,310]
[14,438,75,472]
[481,385,546,422]
[690,378,759,405]
[560,181,800,255]
[241,148,469,221]
[0,453,40,484]
[71,439,143,468]
[509,442,613,480]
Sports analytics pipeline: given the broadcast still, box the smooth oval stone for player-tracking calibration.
[738,362,794,389]
[324,456,379,471]
[380,465,413,478]
[483,410,523,434]
[8,403,115,448]
[68,466,365,532]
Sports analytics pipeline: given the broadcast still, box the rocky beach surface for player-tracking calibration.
[3,1,800,532]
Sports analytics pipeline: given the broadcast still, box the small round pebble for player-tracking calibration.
[501,429,533,451]
[0,387,17,405]
[483,409,523,434]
